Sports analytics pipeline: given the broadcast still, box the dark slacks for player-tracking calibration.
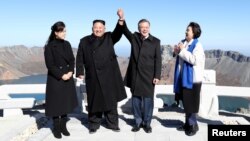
[132,96,154,127]
[88,109,118,130]
[182,83,202,125]
[185,113,197,125]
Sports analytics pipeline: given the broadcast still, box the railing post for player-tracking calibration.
[74,78,86,113]
[198,70,219,117]
[153,86,164,115]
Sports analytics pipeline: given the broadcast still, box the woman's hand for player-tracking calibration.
[178,42,184,50]
[174,45,180,55]
[62,74,69,81]
[67,71,73,78]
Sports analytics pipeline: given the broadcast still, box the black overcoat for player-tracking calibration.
[123,22,162,98]
[44,39,78,117]
[76,22,127,113]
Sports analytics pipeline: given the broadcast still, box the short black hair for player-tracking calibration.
[93,19,105,26]
[188,22,201,39]
[138,19,150,27]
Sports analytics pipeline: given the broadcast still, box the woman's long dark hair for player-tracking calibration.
[45,21,65,46]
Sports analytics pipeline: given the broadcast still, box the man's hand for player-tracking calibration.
[153,78,159,85]
[117,8,124,20]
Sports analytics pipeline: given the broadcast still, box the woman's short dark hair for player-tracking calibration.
[188,22,201,39]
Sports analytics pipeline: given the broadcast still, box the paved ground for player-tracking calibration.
[29,113,209,141]
[1,107,249,141]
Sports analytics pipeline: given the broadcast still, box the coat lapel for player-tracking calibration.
[54,43,70,63]
[88,34,105,52]
[134,33,142,47]
[132,33,142,63]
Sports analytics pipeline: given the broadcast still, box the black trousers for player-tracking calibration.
[176,83,201,126]
[175,83,202,113]
[88,109,118,130]
[182,83,202,113]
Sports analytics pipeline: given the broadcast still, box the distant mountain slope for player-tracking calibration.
[0,46,46,80]
[205,50,250,86]
[0,45,249,87]
[160,46,250,86]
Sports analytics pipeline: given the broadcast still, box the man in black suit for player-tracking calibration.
[76,9,127,134]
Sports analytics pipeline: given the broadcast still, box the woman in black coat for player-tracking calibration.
[44,21,78,139]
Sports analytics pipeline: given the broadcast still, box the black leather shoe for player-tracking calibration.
[177,124,188,131]
[144,126,152,133]
[89,129,97,134]
[106,126,120,132]
[111,127,120,132]
[139,123,145,128]
[131,126,140,132]
[185,125,198,136]
[194,124,199,132]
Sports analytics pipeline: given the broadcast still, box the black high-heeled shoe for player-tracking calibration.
[176,123,188,131]
[185,124,199,136]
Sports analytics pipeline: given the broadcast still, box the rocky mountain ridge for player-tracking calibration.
[0,45,249,86]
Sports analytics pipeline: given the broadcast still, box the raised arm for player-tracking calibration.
[111,9,126,44]
[116,8,133,43]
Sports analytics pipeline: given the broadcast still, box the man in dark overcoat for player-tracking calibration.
[118,9,162,133]
[76,9,127,134]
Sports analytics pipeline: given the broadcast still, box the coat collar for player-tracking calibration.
[88,33,105,50]
[89,33,105,41]
[134,32,153,41]
[146,34,154,41]
[52,39,70,63]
